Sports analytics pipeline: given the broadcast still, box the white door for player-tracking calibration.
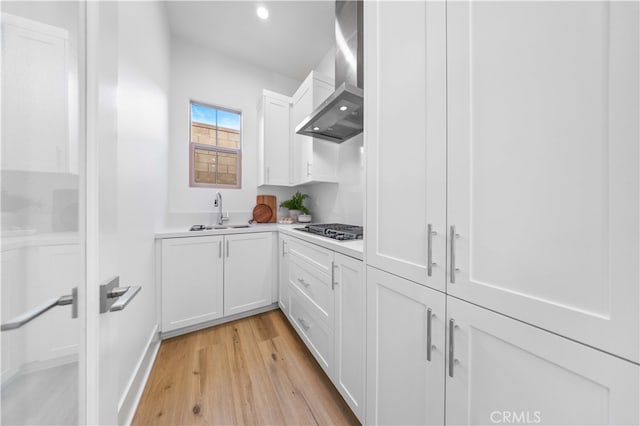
[446,0,640,363]
[161,236,224,332]
[278,235,290,314]
[1,2,127,424]
[264,94,291,186]
[366,266,445,426]
[446,296,639,425]
[333,253,365,422]
[364,0,447,292]
[224,232,274,316]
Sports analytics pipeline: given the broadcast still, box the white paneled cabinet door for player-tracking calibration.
[333,253,364,422]
[364,0,447,292]
[161,236,224,332]
[446,297,639,425]
[278,235,290,315]
[366,266,445,426]
[263,91,291,186]
[446,1,639,363]
[224,232,274,316]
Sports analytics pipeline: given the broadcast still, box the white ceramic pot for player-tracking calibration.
[298,214,312,223]
[288,209,300,222]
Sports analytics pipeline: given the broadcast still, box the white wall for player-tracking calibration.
[116,2,170,422]
[168,38,302,228]
[302,47,365,225]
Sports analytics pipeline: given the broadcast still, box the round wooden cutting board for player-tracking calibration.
[250,204,273,223]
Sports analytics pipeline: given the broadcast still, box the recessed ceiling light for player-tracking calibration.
[313,126,320,131]
[256,6,269,20]
[339,105,348,111]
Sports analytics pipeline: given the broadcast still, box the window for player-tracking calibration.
[189,101,242,188]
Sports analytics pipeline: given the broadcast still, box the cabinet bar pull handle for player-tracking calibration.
[427,308,433,361]
[226,240,230,258]
[427,224,436,276]
[449,319,455,377]
[219,241,222,258]
[266,167,270,182]
[282,241,286,256]
[331,261,336,290]
[450,226,457,283]
[298,317,310,331]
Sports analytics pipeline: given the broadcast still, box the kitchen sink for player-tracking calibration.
[189,224,251,231]
[229,225,250,229]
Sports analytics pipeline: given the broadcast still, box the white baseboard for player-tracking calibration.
[117,324,160,426]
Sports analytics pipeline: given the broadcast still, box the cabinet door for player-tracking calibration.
[264,94,291,186]
[364,0,447,292]
[292,80,314,185]
[447,1,639,363]
[333,253,365,422]
[446,297,639,425]
[278,235,290,314]
[161,236,224,332]
[2,14,70,173]
[224,232,274,316]
[366,266,445,426]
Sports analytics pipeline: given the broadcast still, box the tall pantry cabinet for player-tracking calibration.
[364,1,639,425]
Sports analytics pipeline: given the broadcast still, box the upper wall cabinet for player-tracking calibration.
[291,71,339,185]
[446,1,639,364]
[365,1,447,292]
[258,90,292,186]
[2,13,77,174]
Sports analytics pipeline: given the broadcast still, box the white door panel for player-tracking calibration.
[365,0,447,291]
[446,297,639,425]
[447,0,639,362]
[366,266,445,425]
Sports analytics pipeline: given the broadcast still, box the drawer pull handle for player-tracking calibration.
[449,319,455,377]
[298,317,310,331]
[427,308,433,361]
[297,278,310,288]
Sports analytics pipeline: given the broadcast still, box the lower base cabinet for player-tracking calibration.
[280,236,365,422]
[161,232,275,334]
[224,232,275,316]
[366,266,446,426]
[446,297,640,426]
[161,236,224,332]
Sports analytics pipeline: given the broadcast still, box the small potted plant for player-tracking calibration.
[280,191,309,222]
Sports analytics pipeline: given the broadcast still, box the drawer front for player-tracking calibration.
[287,236,333,275]
[290,284,333,374]
[288,255,333,324]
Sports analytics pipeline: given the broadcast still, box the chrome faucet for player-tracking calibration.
[215,192,224,225]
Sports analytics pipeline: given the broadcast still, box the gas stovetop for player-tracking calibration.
[294,223,363,241]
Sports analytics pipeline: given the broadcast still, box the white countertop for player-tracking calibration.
[155,223,364,261]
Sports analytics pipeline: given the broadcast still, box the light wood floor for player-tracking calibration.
[133,309,360,425]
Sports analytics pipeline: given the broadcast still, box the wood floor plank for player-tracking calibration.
[133,309,359,426]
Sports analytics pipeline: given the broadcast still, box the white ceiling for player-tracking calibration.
[165,1,335,81]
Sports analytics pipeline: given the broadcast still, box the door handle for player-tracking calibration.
[449,318,455,377]
[427,308,433,361]
[450,226,460,283]
[226,240,230,258]
[219,240,222,258]
[1,287,78,331]
[331,261,338,290]
[100,277,141,313]
[427,224,437,276]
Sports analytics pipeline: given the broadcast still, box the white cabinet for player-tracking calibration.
[279,234,365,422]
[366,266,445,426]
[446,297,639,425]
[364,0,447,292]
[333,253,365,421]
[2,13,75,174]
[291,71,339,185]
[278,235,290,314]
[446,0,639,363]
[161,236,224,332]
[161,233,276,333]
[224,232,275,316]
[258,90,291,186]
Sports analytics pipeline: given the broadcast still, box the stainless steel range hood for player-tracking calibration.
[296,0,363,143]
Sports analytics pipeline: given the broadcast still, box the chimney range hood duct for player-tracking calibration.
[295,0,363,143]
